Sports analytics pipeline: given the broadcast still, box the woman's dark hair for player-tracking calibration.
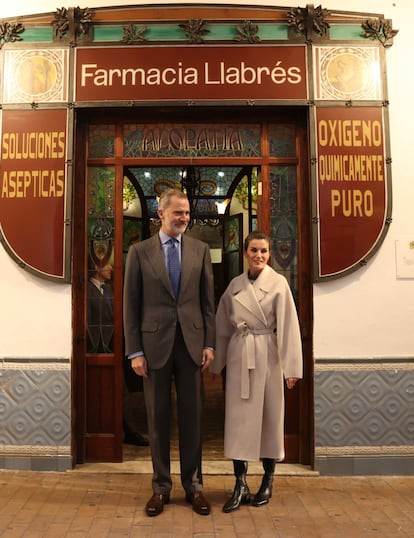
[244,231,271,251]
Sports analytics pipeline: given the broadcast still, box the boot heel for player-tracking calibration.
[241,491,251,504]
[252,484,272,506]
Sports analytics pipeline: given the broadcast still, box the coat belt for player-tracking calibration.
[236,322,276,399]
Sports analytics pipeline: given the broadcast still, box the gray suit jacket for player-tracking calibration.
[123,233,215,368]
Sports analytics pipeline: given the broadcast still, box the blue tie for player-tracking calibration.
[167,238,181,299]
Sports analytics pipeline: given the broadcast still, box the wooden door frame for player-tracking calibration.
[72,112,88,464]
[72,107,313,466]
[72,113,124,464]
[257,116,313,465]
[297,122,314,466]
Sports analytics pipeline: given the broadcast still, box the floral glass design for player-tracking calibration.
[270,165,298,303]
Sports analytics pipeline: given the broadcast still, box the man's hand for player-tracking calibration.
[131,355,148,378]
[201,348,214,373]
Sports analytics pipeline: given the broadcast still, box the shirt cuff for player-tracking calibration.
[128,351,144,359]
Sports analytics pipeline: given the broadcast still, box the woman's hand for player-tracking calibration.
[286,377,299,389]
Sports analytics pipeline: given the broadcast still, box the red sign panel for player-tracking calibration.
[0,109,67,278]
[75,45,307,102]
[316,107,388,277]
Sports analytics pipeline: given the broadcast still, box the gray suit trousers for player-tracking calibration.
[143,325,203,495]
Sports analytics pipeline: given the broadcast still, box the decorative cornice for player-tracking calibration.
[0,5,400,49]
[362,18,398,48]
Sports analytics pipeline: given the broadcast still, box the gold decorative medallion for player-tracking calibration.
[314,46,381,100]
[3,48,68,103]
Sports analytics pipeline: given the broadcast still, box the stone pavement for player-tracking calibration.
[1,469,414,537]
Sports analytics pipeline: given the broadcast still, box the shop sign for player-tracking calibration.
[316,106,388,277]
[0,109,67,279]
[75,45,307,102]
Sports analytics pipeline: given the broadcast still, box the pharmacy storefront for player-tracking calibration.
[1,3,412,475]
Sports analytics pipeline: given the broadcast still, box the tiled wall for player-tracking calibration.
[314,359,414,475]
[0,359,71,471]
[2,357,414,474]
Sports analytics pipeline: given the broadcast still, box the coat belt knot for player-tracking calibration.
[236,322,276,399]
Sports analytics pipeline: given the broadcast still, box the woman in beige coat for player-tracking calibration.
[210,231,303,512]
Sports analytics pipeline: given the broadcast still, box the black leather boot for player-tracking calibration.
[222,460,251,513]
[252,458,276,507]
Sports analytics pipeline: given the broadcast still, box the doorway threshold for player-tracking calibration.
[72,460,318,476]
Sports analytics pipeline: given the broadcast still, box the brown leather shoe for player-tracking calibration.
[185,491,211,516]
[145,493,170,517]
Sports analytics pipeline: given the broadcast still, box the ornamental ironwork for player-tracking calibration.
[0,22,24,48]
[235,20,261,43]
[288,4,330,41]
[178,18,209,44]
[362,18,398,48]
[121,24,147,44]
[53,6,93,41]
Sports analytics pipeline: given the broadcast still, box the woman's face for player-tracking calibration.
[245,238,270,276]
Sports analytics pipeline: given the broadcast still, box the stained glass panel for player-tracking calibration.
[88,124,115,158]
[87,167,115,218]
[270,165,298,302]
[87,166,115,354]
[268,124,296,157]
[127,166,239,197]
[123,124,261,158]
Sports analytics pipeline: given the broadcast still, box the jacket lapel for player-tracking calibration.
[179,235,195,295]
[143,235,172,295]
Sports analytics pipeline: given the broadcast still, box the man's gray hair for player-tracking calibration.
[158,188,188,210]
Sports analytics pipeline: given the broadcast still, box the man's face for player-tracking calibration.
[158,195,190,237]
[97,263,112,282]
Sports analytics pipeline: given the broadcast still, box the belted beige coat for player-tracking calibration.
[210,264,303,462]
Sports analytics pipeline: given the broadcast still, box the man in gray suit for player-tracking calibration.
[123,188,215,517]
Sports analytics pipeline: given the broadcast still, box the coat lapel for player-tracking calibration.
[233,272,268,326]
